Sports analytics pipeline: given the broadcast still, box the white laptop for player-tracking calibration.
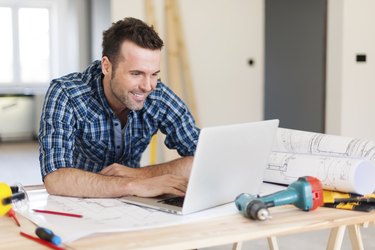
[121,119,279,215]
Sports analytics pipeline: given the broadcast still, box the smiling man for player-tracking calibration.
[38,17,200,198]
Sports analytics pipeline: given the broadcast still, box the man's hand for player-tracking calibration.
[100,164,188,197]
[100,156,193,179]
[100,163,147,178]
[126,174,188,197]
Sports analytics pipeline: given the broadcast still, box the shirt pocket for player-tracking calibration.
[77,118,111,163]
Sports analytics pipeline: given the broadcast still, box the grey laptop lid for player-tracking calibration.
[121,119,279,215]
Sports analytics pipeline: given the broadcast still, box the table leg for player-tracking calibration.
[326,225,346,250]
[347,224,364,250]
[267,236,279,250]
[361,221,369,228]
[232,241,243,250]
[231,236,279,250]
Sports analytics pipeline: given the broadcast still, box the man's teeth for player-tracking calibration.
[132,92,143,97]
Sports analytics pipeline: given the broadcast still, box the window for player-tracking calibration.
[0,0,92,89]
[19,8,50,83]
[0,1,53,85]
[0,7,13,83]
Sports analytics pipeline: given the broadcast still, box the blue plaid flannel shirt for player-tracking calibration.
[39,60,200,179]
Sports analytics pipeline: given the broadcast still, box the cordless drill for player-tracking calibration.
[235,176,324,220]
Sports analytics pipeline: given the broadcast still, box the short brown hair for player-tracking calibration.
[102,17,164,69]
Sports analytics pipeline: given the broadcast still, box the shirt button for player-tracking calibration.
[117,146,120,149]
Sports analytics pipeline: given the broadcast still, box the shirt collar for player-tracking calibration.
[90,60,117,118]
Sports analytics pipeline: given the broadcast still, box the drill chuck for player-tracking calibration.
[247,200,271,220]
[235,193,271,220]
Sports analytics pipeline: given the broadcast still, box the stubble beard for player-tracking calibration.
[110,81,144,111]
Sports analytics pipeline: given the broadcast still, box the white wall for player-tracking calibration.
[56,0,90,76]
[90,0,111,61]
[34,0,91,137]
[326,0,375,140]
[111,0,265,128]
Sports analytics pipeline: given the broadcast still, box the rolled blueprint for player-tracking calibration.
[264,152,375,195]
[265,128,375,194]
[272,128,375,161]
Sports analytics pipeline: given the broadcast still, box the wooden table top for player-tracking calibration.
[2,203,373,250]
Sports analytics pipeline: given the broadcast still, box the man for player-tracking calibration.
[39,17,200,198]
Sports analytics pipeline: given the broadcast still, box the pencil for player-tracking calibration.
[33,209,83,218]
[20,232,65,250]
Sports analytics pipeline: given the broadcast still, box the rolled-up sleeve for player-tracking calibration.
[156,84,200,156]
[38,82,76,180]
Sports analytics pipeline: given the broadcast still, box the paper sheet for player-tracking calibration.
[265,128,375,194]
[18,189,238,243]
[17,183,285,243]
[265,152,375,194]
[272,128,375,160]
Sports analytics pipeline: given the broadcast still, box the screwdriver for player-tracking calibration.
[35,227,62,246]
[7,209,21,227]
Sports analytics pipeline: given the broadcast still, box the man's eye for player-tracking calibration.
[131,72,141,76]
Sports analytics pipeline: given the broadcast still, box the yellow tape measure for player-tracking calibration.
[0,182,12,216]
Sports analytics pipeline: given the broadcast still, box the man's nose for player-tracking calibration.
[140,77,153,92]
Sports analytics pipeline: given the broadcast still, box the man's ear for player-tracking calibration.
[101,56,112,76]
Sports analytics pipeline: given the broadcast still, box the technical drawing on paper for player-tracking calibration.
[264,148,375,196]
[19,190,236,243]
[272,128,375,160]
[46,195,182,229]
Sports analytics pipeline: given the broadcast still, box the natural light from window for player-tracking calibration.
[19,8,50,83]
[0,6,51,85]
[0,7,13,83]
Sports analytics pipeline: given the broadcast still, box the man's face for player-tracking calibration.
[102,40,161,112]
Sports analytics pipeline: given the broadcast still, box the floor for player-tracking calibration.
[0,140,43,186]
[1,141,375,249]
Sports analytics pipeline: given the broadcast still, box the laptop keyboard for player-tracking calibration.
[158,196,185,207]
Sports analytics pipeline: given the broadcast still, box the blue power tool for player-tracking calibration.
[235,176,324,220]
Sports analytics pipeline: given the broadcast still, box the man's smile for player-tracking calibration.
[130,91,147,101]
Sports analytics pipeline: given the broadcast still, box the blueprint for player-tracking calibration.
[18,189,238,243]
[17,183,285,243]
[272,128,375,160]
[264,128,375,195]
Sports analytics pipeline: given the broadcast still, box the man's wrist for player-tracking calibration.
[122,178,139,196]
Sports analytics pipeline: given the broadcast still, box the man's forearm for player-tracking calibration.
[44,166,190,198]
[44,168,133,198]
[143,156,193,178]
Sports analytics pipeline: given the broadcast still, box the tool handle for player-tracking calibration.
[2,192,26,205]
[36,227,62,246]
